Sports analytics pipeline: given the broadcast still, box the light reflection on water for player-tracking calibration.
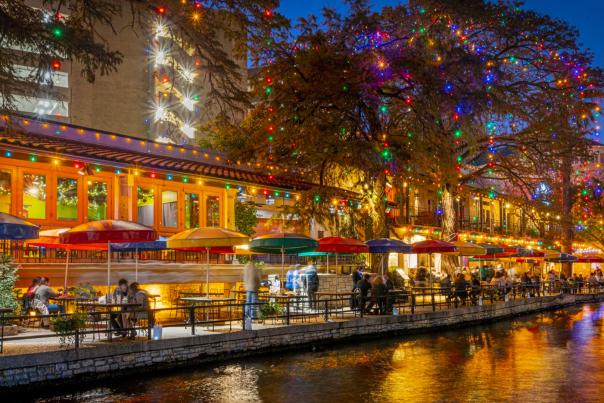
[33,304,604,403]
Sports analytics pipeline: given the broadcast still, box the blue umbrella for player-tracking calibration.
[366,238,413,275]
[112,239,168,281]
[0,213,39,240]
[366,238,413,254]
[545,253,577,263]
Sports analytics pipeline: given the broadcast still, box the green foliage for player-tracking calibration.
[50,313,86,347]
[235,200,259,236]
[71,283,97,299]
[0,254,18,314]
[259,301,282,320]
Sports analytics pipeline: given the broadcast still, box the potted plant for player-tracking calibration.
[259,301,282,321]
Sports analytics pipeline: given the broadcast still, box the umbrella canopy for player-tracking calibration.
[451,241,486,256]
[317,237,368,254]
[298,251,335,257]
[111,240,167,251]
[477,243,505,255]
[0,212,39,240]
[366,238,413,254]
[576,256,604,263]
[545,253,577,263]
[250,233,317,254]
[60,220,157,244]
[167,227,249,249]
[27,228,107,250]
[412,240,457,254]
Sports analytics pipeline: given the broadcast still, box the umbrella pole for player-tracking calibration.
[429,253,433,289]
[64,251,69,292]
[107,241,111,299]
[206,247,210,299]
[135,246,139,282]
[336,253,339,292]
[326,254,329,274]
[281,246,285,292]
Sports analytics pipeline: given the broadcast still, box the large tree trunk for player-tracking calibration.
[441,185,458,275]
[560,155,574,278]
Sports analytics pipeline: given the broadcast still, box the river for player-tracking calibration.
[26,303,604,402]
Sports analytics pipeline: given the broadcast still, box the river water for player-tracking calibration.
[29,303,604,402]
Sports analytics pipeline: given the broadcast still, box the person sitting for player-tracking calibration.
[110,278,129,336]
[127,282,150,339]
[366,275,387,315]
[454,273,468,307]
[23,277,41,313]
[356,274,372,313]
[35,277,64,314]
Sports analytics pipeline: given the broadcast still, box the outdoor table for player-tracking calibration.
[77,302,141,341]
[180,297,236,331]
[51,296,95,313]
[0,308,11,354]
[314,292,356,318]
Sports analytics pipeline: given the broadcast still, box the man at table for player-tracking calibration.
[110,278,129,334]
[243,262,261,319]
[35,277,64,314]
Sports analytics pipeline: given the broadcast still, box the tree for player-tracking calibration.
[0,0,286,118]
[235,200,259,236]
[209,0,603,245]
[0,254,19,313]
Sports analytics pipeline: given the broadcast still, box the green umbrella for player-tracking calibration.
[251,233,318,288]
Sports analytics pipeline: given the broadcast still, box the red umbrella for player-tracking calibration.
[576,256,604,263]
[411,240,457,288]
[317,237,368,253]
[411,240,457,254]
[317,237,368,290]
[60,220,157,296]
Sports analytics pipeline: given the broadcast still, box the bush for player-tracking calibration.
[51,313,87,347]
[0,254,18,314]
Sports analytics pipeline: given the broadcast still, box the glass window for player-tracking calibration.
[185,193,200,229]
[23,174,46,219]
[0,170,11,214]
[206,195,220,227]
[161,190,178,228]
[57,177,78,221]
[88,181,108,220]
[137,186,155,226]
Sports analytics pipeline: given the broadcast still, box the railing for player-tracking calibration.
[2,283,602,354]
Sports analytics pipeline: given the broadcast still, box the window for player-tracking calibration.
[137,186,154,226]
[88,181,107,220]
[57,177,78,220]
[161,190,178,228]
[13,95,69,117]
[0,170,11,214]
[206,195,220,227]
[23,173,46,219]
[185,193,199,229]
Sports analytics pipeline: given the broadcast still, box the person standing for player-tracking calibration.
[243,262,261,319]
[305,263,319,310]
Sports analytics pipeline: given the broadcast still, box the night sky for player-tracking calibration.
[278,0,604,68]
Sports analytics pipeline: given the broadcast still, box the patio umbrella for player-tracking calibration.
[576,256,604,263]
[167,227,249,297]
[317,237,369,291]
[366,238,413,275]
[250,233,318,289]
[60,220,157,296]
[27,228,107,290]
[112,240,168,281]
[545,253,577,263]
[411,240,457,288]
[451,241,486,256]
[0,212,39,240]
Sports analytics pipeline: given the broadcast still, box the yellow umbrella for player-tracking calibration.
[451,241,487,256]
[167,227,249,298]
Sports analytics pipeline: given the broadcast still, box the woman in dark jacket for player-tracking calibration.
[366,276,387,314]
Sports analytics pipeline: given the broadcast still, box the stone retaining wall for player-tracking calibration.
[1,293,602,389]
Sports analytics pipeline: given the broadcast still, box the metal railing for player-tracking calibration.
[2,283,603,353]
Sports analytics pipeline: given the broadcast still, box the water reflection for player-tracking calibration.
[33,304,604,403]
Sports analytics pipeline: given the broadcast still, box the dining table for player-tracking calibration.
[77,301,141,341]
